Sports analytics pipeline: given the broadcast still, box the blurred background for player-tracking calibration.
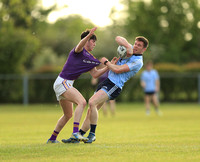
[0,0,200,104]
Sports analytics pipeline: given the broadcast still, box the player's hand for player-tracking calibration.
[111,57,119,64]
[155,86,160,92]
[127,47,133,55]
[89,27,97,35]
[100,57,108,64]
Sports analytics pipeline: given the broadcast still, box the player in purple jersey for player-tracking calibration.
[47,27,109,143]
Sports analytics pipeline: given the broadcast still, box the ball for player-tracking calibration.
[117,45,127,58]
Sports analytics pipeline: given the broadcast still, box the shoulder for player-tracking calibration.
[141,70,147,79]
[73,46,85,54]
[142,70,147,75]
[130,56,143,66]
[70,47,78,54]
[152,69,158,74]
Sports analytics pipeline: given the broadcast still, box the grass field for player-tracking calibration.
[0,103,200,161]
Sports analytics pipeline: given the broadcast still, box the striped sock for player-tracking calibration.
[73,122,79,133]
[49,130,59,140]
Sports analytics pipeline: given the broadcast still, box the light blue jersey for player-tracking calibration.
[141,69,159,92]
[108,55,143,89]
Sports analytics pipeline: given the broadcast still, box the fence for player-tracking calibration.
[0,73,200,104]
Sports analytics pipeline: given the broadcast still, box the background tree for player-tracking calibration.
[0,0,54,73]
[121,0,200,64]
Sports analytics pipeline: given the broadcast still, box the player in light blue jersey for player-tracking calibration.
[64,35,149,143]
[140,61,162,116]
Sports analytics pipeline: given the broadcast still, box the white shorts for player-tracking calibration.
[53,76,74,101]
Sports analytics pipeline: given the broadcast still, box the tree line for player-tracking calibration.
[0,0,200,75]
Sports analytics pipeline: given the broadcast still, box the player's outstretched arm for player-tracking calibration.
[75,27,97,53]
[89,65,108,79]
[101,57,130,74]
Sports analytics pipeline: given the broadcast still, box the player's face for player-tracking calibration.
[146,64,152,71]
[87,39,96,51]
[133,40,146,54]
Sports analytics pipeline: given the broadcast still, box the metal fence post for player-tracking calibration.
[23,75,29,105]
[198,74,200,104]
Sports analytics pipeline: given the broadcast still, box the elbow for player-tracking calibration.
[115,36,121,43]
[92,73,99,79]
[93,75,98,79]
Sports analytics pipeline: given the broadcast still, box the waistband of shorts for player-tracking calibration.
[106,78,121,90]
[58,75,74,82]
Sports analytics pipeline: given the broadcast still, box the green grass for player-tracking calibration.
[0,103,200,161]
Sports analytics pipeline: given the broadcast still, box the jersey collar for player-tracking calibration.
[133,54,142,56]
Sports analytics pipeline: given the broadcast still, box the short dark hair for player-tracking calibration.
[146,60,153,66]
[81,29,97,41]
[135,36,149,48]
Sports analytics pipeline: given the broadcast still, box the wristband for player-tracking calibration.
[104,60,108,65]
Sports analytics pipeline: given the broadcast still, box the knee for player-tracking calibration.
[82,99,87,108]
[78,99,87,109]
[88,98,95,109]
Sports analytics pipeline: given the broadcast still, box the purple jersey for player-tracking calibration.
[99,71,108,83]
[59,47,100,80]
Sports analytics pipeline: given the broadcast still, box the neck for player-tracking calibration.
[84,46,92,52]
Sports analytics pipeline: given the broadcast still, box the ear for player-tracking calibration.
[142,48,147,53]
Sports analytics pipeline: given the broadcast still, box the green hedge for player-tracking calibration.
[154,62,200,73]
[0,62,199,104]
[0,73,198,104]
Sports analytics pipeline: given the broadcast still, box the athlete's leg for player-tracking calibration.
[61,87,89,141]
[79,89,109,144]
[89,89,109,124]
[49,78,87,142]
[102,102,108,116]
[109,100,116,116]
[47,99,73,143]
[80,100,105,133]
[144,95,151,115]
[61,87,87,124]
[152,93,162,115]
[54,99,73,132]
[152,93,159,108]
[79,109,91,133]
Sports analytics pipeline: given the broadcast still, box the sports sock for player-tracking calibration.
[146,109,150,115]
[90,124,97,134]
[73,122,79,133]
[49,130,59,140]
[155,107,160,112]
[79,129,86,136]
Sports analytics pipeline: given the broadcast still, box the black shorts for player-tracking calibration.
[96,78,121,100]
[145,91,156,95]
